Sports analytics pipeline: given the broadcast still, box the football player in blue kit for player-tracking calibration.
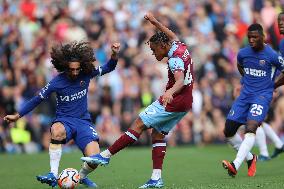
[3,41,121,187]
[265,11,284,158]
[255,12,284,161]
[222,23,284,177]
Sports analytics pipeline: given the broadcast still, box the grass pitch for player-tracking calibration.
[1,145,284,189]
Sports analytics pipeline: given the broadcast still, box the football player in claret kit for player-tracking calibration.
[3,41,121,188]
[81,12,194,188]
[222,23,284,177]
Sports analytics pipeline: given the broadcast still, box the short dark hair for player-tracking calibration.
[148,31,170,45]
[50,41,95,74]
[248,23,264,36]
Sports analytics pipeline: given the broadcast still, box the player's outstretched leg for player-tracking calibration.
[81,128,141,166]
[36,172,57,187]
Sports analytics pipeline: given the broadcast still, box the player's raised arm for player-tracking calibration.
[144,12,179,41]
[111,43,120,60]
[93,43,121,77]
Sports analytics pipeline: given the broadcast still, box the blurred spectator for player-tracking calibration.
[1,0,284,153]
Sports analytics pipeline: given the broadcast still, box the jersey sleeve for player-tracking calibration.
[18,96,44,117]
[91,58,118,78]
[38,79,56,99]
[271,52,284,73]
[168,57,185,74]
[19,79,56,117]
[237,51,243,66]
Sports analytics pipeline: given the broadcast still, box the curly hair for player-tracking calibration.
[148,31,171,45]
[50,41,95,74]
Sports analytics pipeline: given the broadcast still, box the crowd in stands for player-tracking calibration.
[1,0,284,153]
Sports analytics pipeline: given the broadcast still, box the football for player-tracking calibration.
[58,168,80,189]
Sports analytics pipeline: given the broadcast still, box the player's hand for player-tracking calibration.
[111,43,121,54]
[3,114,20,123]
[144,12,156,23]
[233,85,242,99]
[162,90,174,107]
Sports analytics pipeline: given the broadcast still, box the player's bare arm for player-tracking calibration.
[144,12,179,41]
[162,71,184,107]
[237,63,244,76]
[274,72,284,89]
[3,113,21,123]
[111,43,121,60]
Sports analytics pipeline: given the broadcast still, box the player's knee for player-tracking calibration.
[223,119,242,138]
[245,126,257,134]
[131,118,147,133]
[51,123,66,140]
[151,130,165,141]
[245,121,259,134]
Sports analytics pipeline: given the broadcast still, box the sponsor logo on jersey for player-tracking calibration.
[59,89,87,102]
[244,68,266,77]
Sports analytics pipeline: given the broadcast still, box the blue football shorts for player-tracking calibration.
[227,93,272,124]
[53,117,99,152]
[139,100,187,135]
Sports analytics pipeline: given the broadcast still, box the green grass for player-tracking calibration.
[1,145,284,189]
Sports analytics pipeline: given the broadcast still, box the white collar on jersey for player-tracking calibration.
[168,41,178,58]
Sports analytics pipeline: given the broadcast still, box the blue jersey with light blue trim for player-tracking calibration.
[238,45,284,96]
[18,59,117,120]
[272,39,284,79]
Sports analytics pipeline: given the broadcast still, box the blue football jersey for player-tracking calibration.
[275,39,284,78]
[39,72,94,120]
[19,59,117,120]
[238,45,284,96]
